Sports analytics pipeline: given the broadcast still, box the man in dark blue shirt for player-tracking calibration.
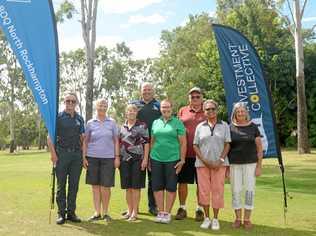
[48,92,85,225]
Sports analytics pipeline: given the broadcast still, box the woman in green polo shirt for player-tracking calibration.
[150,99,187,224]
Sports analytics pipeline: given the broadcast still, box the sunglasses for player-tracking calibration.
[191,95,201,99]
[205,107,216,111]
[65,100,76,104]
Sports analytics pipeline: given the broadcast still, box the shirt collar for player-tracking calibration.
[141,98,156,105]
[62,110,77,118]
[202,119,223,126]
[92,117,110,122]
[159,116,174,122]
[188,105,203,113]
[123,120,140,128]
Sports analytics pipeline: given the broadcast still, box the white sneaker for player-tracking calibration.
[200,217,212,229]
[211,218,220,230]
[155,212,163,223]
[160,213,171,224]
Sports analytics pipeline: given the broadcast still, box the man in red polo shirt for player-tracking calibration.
[176,87,206,221]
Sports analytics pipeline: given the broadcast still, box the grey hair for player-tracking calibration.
[231,102,251,123]
[64,91,78,102]
[203,99,218,110]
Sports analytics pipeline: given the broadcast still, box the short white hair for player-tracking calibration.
[141,82,154,91]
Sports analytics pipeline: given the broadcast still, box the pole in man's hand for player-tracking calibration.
[49,165,56,224]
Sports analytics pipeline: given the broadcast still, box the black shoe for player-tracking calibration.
[67,213,81,223]
[102,214,112,222]
[121,210,129,216]
[148,208,158,216]
[56,214,66,225]
[175,208,187,220]
[88,214,101,222]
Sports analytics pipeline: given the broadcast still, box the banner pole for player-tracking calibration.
[48,0,60,224]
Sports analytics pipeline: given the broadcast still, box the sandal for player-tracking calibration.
[243,220,253,230]
[232,219,242,229]
[127,216,137,222]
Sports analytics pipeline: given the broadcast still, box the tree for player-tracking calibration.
[56,0,99,121]
[0,34,18,153]
[156,14,217,110]
[80,0,98,121]
[60,49,87,115]
[288,0,311,153]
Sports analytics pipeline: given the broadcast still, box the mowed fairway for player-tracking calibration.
[0,149,316,236]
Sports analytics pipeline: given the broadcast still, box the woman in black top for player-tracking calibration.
[228,102,263,230]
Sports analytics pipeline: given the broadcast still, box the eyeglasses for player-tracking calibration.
[205,107,216,111]
[191,95,201,99]
[65,100,76,104]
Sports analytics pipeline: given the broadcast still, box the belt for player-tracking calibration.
[57,146,80,153]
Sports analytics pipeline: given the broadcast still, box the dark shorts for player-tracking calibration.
[85,157,115,187]
[151,159,178,192]
[120,159,146,189]
[177,157,198,184]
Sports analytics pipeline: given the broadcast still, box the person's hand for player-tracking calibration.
[255,165,262,177]
[141,158,148,171]
[50,153,58,165]
[147,159,152,172]
[114,157,120,169]
[212,160,222,170]
[83,157,88,169]
[199,157,211,168]
[225,166,230,179]
[175,160,185,174]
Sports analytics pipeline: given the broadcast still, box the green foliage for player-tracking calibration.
[156,13,221,111]
[305,43,316,147]
[55,0,76,23]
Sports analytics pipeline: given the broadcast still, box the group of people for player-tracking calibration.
[48,83,263,231]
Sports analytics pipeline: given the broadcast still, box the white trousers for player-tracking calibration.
[230,163,257,210]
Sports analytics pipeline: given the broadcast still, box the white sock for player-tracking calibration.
[180,205,186,210]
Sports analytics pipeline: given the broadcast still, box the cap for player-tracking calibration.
[188,87,202,94]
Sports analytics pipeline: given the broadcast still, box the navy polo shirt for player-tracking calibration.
[56,111,85,150]
[131,99,161,136]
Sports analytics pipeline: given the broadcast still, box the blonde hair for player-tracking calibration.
[125,104,138,113]
[161,99,173,107]
[95,98,108,107]
[231,102,251,124]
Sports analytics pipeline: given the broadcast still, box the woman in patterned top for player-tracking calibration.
[119,104,150,221]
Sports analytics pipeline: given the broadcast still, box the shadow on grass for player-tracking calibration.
[1,150,48,157]
[65,217,316,236]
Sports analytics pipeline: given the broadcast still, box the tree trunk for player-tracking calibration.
[37,111,42,150]
[81,0,98,121]
[9,66,15,153]
[294,0,310,154]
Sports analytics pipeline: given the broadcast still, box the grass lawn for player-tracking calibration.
[0,149,315,236]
